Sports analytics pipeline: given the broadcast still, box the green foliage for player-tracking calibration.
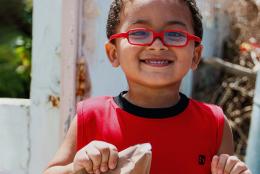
[0,0,32,98]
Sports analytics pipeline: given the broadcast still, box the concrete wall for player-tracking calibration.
[0,99,30,174]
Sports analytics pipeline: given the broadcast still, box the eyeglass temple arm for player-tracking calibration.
[188,34,202,43]
[109,33,128,41]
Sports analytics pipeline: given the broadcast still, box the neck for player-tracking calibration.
[125,83,181,108]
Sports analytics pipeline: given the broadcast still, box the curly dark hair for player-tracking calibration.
[106,0,203,46]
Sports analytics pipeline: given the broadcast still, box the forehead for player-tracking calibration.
[119,0,193,32]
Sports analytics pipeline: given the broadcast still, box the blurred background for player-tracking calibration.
[194,0,260,161]
[0,0,260,173]
[0,0,32,98]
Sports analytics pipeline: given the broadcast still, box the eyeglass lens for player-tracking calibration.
[128,30,187,46]
[129,30,153,44]
[164,31,187,46]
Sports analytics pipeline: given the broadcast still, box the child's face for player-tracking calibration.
[106,0,203,88]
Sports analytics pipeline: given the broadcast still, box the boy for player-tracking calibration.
[44,0,252,173]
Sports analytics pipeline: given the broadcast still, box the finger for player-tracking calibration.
[94,143,110,173]
[108,145,119,170]
[240,170,252,174]
[217,154,229,174]
[74,150,93,174]
[86,146,102,174]
[224,156,239,174]
[230,162,248,174]
[211,155,219,174]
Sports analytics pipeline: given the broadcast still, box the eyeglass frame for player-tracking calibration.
[109,28,202,47]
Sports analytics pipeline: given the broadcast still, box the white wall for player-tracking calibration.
[0,99,30,174]
[197,0,230,58]
[81,0,127,97]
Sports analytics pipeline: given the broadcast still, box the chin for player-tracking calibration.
[141,79,180,89]
[127,74,181,88]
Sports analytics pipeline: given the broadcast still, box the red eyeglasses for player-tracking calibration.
[109,28,202,47]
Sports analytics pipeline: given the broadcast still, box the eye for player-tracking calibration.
[129,30,150,38]
[166,31,186,40]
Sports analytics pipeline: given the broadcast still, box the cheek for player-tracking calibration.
[118,43,141,59]
[175,47,194,63]
[117,42,130,59]
[118,38,132,48]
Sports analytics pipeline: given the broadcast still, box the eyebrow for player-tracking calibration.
[130,19,152,25]
[130,19,187,28]
[165,21,187,28]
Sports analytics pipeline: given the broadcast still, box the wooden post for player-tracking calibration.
[246,71,260,173]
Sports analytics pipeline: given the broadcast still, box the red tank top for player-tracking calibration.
[77,92,224,174]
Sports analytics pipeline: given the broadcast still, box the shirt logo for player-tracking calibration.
[198,155,206,165]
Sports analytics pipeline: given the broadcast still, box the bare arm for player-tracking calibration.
[43,116,77,174]
[211,116,251,174]
[217,116,234,155]
[43,115,119,174]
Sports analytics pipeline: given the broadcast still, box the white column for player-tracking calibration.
[29,0,62,173]
[246,71,260,173]
[60,0,79,140]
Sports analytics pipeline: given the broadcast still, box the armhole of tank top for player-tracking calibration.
[215,106,225,153]
[76,101,84,151]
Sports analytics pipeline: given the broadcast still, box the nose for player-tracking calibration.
[147,38,168,51]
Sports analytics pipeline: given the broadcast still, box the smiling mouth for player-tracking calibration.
[141,59,173,66]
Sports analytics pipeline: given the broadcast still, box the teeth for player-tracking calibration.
[145,60,170,64]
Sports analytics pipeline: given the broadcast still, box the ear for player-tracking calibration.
[105,42,120,67]
[191,45,203,71]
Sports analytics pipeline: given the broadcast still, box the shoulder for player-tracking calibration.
[77,96,114,116]
[77,95,113,108]
[76,96,116,150]
[189,98,224,119]
[189,99,225,133]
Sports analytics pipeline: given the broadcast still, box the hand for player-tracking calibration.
[211,154,251,174]
[73,141,118,174]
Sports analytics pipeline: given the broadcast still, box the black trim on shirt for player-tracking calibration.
[113,91,189,118]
